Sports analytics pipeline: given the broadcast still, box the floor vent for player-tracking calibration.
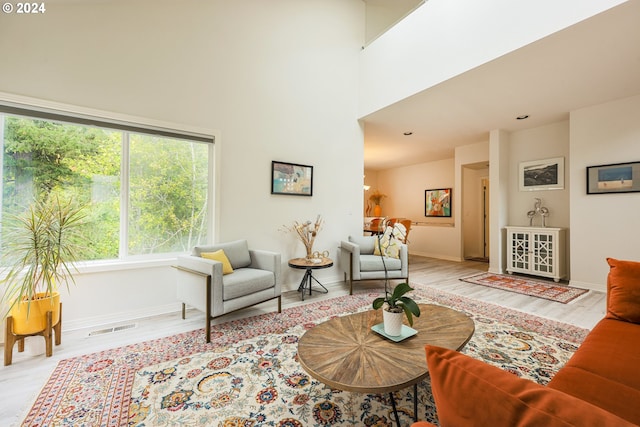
[88,323,137,337]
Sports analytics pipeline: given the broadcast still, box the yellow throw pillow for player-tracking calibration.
[201,250,234,275]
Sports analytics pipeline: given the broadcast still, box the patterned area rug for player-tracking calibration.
[460,272,589,303]
[22,286,589,426]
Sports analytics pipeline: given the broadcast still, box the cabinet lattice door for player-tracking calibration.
[506,226,566,282]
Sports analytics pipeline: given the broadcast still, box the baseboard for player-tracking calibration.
[15,275,349,337]
[409,251,462,262]
[568,279,605,293]
[63,303,182,332]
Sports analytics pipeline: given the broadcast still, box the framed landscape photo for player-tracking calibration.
[586,161,640,194]
[425,188,452,217]
[519,157,564,191]
[271,161,313,196]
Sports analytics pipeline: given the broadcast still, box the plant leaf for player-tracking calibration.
[399,297,421,317]
[391,282,413,300]
[372,297,386,310]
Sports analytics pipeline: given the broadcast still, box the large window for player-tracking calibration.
[0,110,212,262]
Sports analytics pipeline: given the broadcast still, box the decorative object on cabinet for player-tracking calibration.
[519,157,564,191]
[271,161,313,196]
[586,161,640,194]
[506,226,566,282]
[424,188,451,217]
[526,198,550,227]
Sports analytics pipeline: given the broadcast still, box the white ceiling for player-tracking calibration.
[361,0,640,170]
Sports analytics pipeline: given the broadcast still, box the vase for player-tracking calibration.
[10,292,61,335]
[373,204,382,217]
[383,309,404,336]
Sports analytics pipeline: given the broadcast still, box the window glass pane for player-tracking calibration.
[1,115,121,261]
[128,134,208,255]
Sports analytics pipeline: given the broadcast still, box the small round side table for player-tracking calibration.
[288,257,333,301]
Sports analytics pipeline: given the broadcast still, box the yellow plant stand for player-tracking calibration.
[4,303,62,366]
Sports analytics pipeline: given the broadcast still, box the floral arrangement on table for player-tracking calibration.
[282,215,323,260]
[368,190,387,205]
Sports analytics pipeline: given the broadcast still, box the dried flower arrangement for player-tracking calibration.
[282,215,323,259]
[368,190,387,205]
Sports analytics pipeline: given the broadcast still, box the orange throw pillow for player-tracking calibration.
[606,258,640,323]
[425,345,635,427]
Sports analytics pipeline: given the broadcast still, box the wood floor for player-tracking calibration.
[0,256,606,426]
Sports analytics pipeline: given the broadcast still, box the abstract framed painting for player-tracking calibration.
[271,161,313,196]
[519,157,564,191]
[425,188,452,217]
[586,161,640,194]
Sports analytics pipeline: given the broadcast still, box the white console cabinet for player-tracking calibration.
[506,226,566,282]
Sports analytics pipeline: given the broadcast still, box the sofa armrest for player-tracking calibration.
[176,254,224,278]
[340,240,359,255]
[400,243,408,277]
[340,240,361,280]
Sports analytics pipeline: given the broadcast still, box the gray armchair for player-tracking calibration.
[339,235,408,295]
[176,239,281,342]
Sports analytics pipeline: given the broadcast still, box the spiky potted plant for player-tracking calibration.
[371,225,420,336]
[1,195,86,337]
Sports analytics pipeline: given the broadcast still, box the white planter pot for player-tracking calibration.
[383,309,404,336]
[24,337,46,356]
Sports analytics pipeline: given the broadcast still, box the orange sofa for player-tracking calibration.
[412,258,640,427]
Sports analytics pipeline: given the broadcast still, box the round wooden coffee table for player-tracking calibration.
[297,303,474,425]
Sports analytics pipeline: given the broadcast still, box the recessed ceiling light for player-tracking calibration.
[516,115,529,120]
[403,131,413,136]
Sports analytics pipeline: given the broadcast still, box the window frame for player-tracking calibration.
[0,94,218,266]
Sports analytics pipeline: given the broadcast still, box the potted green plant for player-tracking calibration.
[371,226,420,336]
[1,195,86,336]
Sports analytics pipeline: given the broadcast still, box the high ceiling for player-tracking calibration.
[362,1,640,170]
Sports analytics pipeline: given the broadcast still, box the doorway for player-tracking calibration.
[462,163,490,262]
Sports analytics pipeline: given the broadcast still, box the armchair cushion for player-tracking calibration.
[201,250,234,275]
[360,254,402,272]
[193,239,251,269]
[223,268,275,300]
[606,257,640,323]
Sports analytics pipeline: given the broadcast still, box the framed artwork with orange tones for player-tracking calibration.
[425,188,451,217]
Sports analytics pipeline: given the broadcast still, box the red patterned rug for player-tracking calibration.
[21,286,589,426]
[460,272,589,303]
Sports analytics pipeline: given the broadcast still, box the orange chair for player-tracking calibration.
[399,219,412,243]
[386,218,400,227]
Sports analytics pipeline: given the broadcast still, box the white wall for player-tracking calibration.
[507,121,571,229]
[359,0,627,116]
[375,158,460,260]
[569,94,640,290]
[0,0,365,330]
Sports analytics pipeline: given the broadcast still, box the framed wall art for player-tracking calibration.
[586,161,640,194]
[425,188,452,217]
[519,156,564,191]
[271,161,313,196]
